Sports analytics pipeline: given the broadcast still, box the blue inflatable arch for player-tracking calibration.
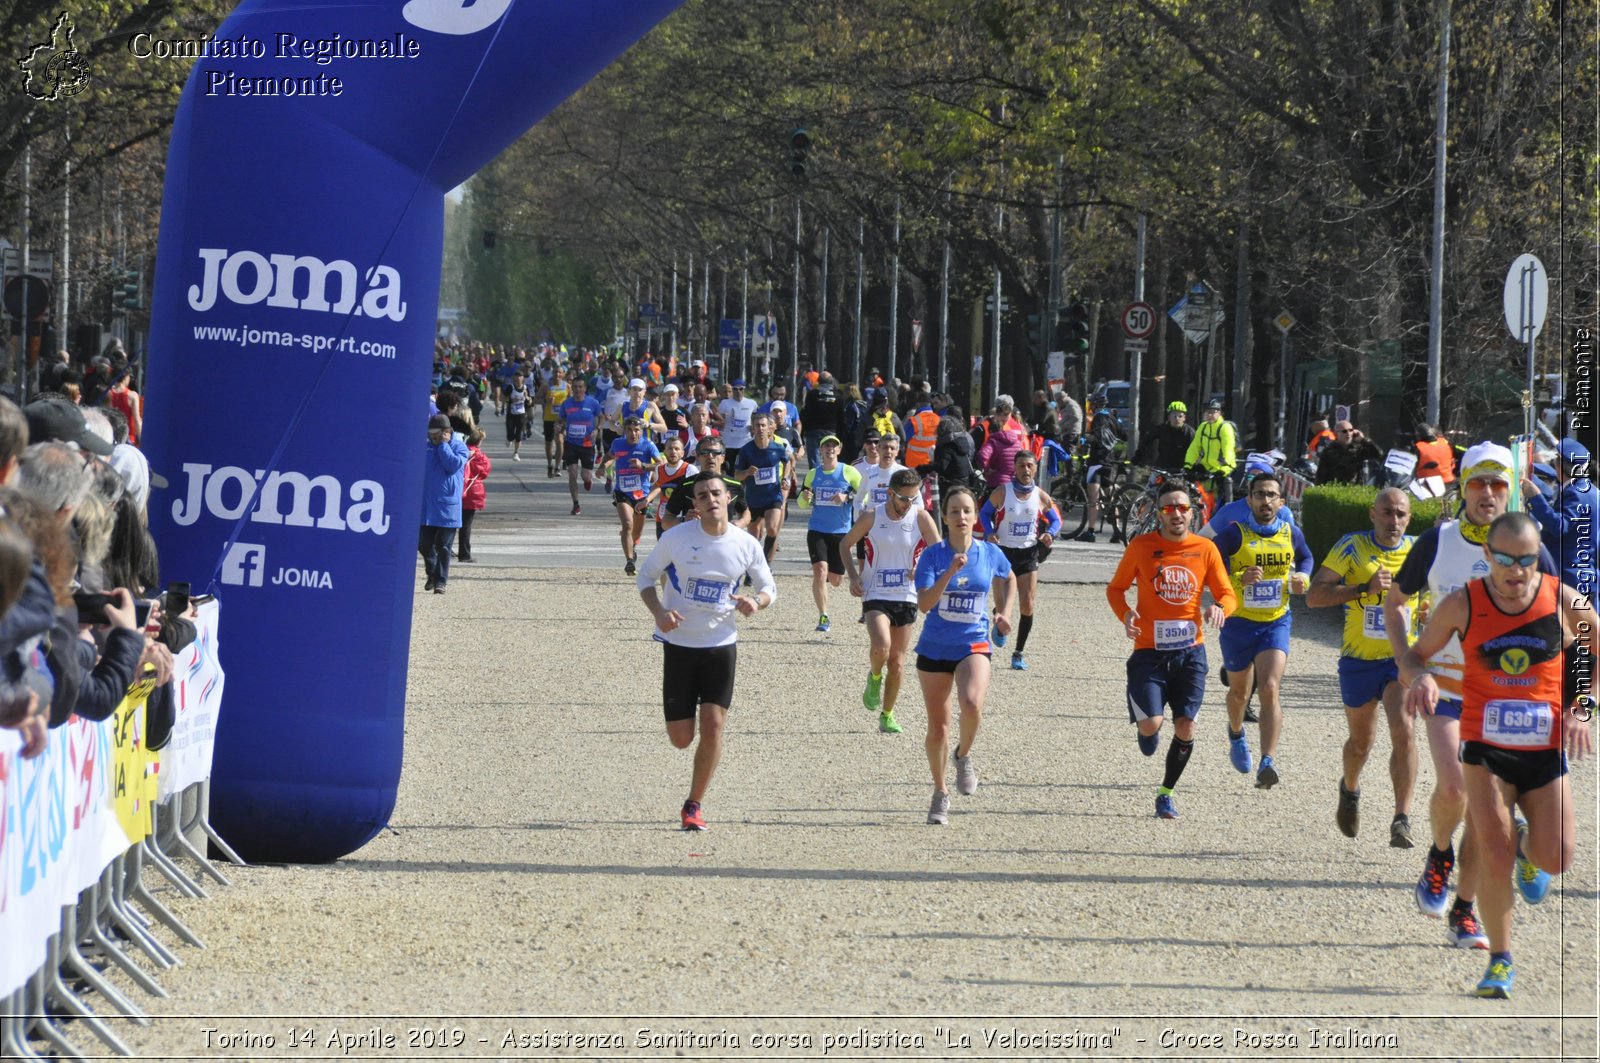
[142,0,684,862]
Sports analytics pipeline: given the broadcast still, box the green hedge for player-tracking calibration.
[1300,485,1447,566]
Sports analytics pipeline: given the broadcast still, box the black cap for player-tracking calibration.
[24,398,112,456]
[1205,399,1223,411]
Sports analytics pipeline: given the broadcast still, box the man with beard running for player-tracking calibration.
[1400,511,1594,997]
[1106,480,1235,818]
[1385,443,1558,949]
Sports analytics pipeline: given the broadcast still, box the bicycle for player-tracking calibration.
[1113,468,1216,541]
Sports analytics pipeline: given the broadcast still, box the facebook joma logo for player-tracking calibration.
[222,543,267,587]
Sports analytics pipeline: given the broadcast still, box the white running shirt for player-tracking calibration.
[718,398,759,449]
[993,481,1045,548]
[637,521,777,648]
[861,502,927,604]
[857,461,916,520]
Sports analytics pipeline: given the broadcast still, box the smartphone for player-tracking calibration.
[166,581,191,617]
[73,591,118,625]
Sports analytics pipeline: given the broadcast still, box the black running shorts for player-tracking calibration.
[661,641,737,722]
[807,530,845,574]
[862,599,918,628]
[999,542,1042,575]
[1460,741,1567,796]
[916,651,991,674]
[563,445,595,470]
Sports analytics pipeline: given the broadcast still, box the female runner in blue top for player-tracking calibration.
[913,485,1016,824]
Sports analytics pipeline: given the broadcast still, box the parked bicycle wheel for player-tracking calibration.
[1050,475,1090,539]
[1111,481,1150,541]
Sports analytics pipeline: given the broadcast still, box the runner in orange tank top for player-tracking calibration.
[1400,512,1595,1000]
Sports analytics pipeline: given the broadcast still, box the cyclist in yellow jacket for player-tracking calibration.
[1185,398,1238,505]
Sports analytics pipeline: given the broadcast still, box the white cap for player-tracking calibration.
[663,383,679,393]
[628,377,646,389]
[1461,442,1514,483]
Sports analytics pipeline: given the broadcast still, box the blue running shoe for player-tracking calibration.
[1415,847,1454,918]
[1255,754,1279,789]
[1155,793,1178,820]
[816,613,831,633]
[1229,731,1253,774]
[1010,652,1027,671]
[991,622,1008,649]
[1513,817,1551,904]
[1475,957,1514,999]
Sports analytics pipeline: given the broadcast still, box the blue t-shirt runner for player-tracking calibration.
[558,394,602,448]
[803,463,863,535]
[610,436,662,501]
[736,439,790,512]
[914,539,1013,660]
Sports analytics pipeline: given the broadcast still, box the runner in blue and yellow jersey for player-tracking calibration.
[1307,488,1424,856]
[1211,470,1313,789]
[799,434,862,633]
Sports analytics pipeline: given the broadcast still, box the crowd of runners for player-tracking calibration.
[429,341,1595,1003]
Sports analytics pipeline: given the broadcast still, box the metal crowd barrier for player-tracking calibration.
[0,781,245,1060]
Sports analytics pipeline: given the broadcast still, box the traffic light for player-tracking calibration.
[786,127,810,180]
[1059,300,1090,356]
[113,269,141,311]
[1026,313,1042,359]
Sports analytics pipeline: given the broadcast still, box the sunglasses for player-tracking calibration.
[892,492,920,504]
[1160,504,1192,515]
[700,449,725,456]
[1467,477,1509,492]
[1489,550,1539,569]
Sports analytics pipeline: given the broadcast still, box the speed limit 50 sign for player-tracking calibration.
[1121,301,1156,340]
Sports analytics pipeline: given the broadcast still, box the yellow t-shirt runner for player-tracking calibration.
[1321,530,1416,660]
[543,382,569,422]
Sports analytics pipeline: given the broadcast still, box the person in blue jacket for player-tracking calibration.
[1521,438,1595,606]
[420,413,470,594]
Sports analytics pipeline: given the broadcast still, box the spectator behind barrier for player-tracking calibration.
[0,514,45,757]
[1314,419,1383,485]
[15,441,92,519]
[102,405,154,517]
[932,407,977,499]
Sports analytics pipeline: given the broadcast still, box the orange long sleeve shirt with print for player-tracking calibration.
[1106,532,1238,651]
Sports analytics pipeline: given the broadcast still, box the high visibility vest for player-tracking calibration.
[906,409,940,467]
[1414,437,1456,483]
